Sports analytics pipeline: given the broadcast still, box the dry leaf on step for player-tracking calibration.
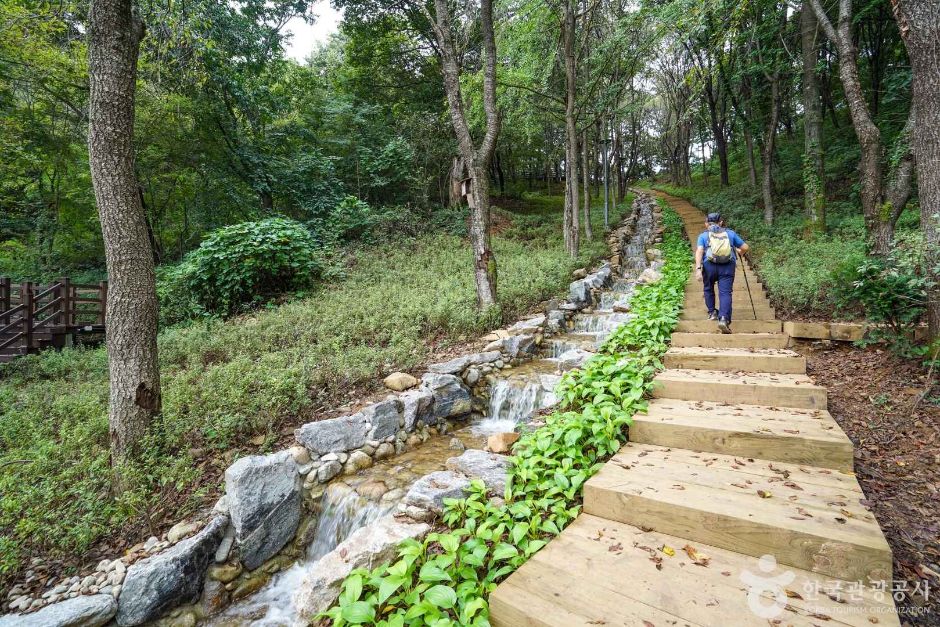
[682,544,710,566]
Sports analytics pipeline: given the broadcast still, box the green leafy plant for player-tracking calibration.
[321,202,691,626]
[182,217,328,316]
[832,255,928,355]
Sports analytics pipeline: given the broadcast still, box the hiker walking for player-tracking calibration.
[694,212,749,334]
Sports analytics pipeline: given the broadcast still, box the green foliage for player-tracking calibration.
[832,234,929,354]
[181,218,327,316]
[0,196,624,584]
[321,202,691,626]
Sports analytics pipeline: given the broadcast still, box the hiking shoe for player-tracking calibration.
[707,311,719,321]
[717,318,731,334]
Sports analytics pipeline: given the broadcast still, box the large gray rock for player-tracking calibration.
[546,310,567,332]
[508,315,545,334]
[400,387,434,431]
[224,451,302,570]
[557,348,592,370]
[427,351,501,375]
[568,279,591,306]
[501,334,537,359]
[0,594,115,627]
[421,374,471,422]
[295,413,369,455]
[116,516,227,626]
[362,398,403,440]
[446,449,510,493]
[403,470,470,513]
[294,515,430,620]
[637,267,663,285]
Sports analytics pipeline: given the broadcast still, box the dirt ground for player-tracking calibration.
[798,341,940,626]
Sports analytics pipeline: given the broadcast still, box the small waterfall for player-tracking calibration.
[473,370,559,435]
[620,203,655,279]
[598,288,633,311]
[573,312,631,333]
[208,485,396,626]
[548,333,599,357]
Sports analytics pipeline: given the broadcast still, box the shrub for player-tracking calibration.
[832,235,930,354]
[183,217,327,316]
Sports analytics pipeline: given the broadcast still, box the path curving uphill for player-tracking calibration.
[489,191,900,626]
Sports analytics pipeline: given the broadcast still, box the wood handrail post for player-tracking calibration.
[98,281,108,326]
[60,277,72,328]
[22,281,33,353]
[0,277,9,313]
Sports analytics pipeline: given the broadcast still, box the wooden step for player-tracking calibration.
[684,296,775,313]
[490,514,898,627]
[681,308,776,321]
[677,319,782,334]
[684,287,772,303]
[664,347,806,374]
[652,369,827,409]
[583,444,892,583]
[670,332,789,349]
[629,399,853,471]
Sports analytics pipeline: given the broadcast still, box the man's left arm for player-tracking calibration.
[733,232,750,257]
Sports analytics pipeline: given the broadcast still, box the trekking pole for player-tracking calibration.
[740,252,758,319]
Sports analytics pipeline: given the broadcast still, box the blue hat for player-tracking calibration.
[706,212,721,223]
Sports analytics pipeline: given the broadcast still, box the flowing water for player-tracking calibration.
[547,333,600,357]
[208,486,395,626]
[474,360,562,435]
[201,202,656,625]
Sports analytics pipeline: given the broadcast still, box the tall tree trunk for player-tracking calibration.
[562,0,580,257]
[892,0,940,339]
[88,0,161,477]
[704,76,730,186]
[801,4,826,233]
[581,130,593,241]
[428,0,499,306]
[809,0,908,255]
[761,72,782,224]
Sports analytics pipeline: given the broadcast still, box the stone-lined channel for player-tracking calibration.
[203,201,658,626]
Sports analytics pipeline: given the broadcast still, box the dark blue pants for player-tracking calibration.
[702,260,735,321]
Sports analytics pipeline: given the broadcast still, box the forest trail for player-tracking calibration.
[488,192,900,626]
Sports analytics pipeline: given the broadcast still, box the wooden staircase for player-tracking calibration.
[489,192,898,626]
[0,278,106,363]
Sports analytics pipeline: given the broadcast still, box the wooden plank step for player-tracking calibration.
[629,399,853,471]
[677,319,782,334]
[652,369,827,409]
[683,296,775,313]
[490,514,898,627]
[681,308,776,321]
[664,347,806,374]
[583,444,893,583]
[670,332,789,349]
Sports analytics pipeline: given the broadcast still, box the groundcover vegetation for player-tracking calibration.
[322,202,691,626]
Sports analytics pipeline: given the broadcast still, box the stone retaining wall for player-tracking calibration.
[0,193,659,627]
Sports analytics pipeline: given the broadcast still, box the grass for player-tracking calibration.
[0,192,630,586]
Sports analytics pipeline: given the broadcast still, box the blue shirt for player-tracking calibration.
[697,226,745,261]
